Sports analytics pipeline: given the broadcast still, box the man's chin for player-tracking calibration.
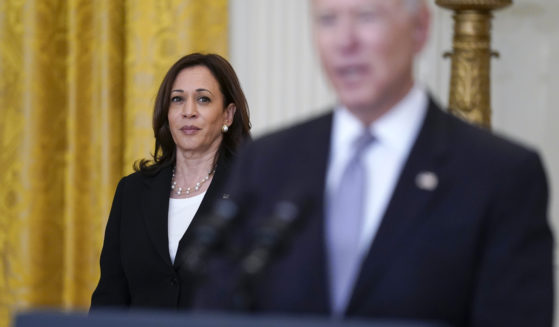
[340,96,393,124]
[339,98,375,113]
[337,88,377,108]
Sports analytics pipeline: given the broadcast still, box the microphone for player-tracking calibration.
[180,197,240,275]
[232,194,312,311]
[240,199,303,277]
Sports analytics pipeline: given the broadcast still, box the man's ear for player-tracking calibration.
[413,3,431,54]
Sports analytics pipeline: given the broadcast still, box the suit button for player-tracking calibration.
[171,277,178,286]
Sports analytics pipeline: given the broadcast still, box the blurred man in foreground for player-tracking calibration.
[194,1,553,326]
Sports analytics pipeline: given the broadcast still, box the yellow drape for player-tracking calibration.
[0,0,228,325]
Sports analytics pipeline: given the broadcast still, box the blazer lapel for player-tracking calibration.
[347,99,452,312]
[173,155,233,270]
[141,165,174,267]
[301,113,335,312]
[300,112,333,217]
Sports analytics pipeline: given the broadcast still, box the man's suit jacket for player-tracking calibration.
[90,156,232,309]
[195,99,553,327]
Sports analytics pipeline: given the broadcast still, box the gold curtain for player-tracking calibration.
[0,0,228,325]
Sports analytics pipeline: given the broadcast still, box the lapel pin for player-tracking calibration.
[222,193,230,199]
[415,171,438,191]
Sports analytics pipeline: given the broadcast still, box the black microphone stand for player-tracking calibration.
[233,199,308,311]
[180,198,240,276]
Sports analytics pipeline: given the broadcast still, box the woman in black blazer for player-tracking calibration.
[91,53,251,309]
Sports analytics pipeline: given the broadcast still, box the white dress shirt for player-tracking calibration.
[168,192,206,264]
[325,86,428,260]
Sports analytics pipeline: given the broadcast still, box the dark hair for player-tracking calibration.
[135,53,251,174]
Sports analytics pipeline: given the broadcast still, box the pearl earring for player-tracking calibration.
[222,124,229,133]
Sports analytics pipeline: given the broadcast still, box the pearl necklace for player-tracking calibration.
[171,166,216,196]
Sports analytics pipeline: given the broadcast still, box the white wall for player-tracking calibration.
[229,0,558,320]
[229,0,333,135]
[491,0,559,229]
[228,0,454,132]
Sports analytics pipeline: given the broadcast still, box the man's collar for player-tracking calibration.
[333,85,429,154]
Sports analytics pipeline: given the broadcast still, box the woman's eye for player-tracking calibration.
[171,96,183,103]
[198,96,211,103]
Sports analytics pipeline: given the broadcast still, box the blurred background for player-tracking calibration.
[0,0,557,326]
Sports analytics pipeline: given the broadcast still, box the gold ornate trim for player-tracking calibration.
[436,0,512,11]
[436,0,513,128]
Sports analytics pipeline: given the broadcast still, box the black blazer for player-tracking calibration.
[195,99,553,327]
[91,156,233,309]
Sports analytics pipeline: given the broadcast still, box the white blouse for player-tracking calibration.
[167,191,206,264]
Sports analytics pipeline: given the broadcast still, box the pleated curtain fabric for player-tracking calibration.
[0,0,228,325]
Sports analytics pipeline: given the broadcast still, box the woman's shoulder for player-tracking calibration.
[118,165,173,188]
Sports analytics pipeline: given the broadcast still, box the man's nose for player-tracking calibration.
[336,19,359,54]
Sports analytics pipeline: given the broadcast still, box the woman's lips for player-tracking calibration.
[180,125,200,135]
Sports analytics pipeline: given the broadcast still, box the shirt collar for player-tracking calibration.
[332,85,428,158]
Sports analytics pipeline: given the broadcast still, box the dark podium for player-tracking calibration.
[15,310,452,327]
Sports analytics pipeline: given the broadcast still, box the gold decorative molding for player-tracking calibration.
[436,0,512,128]
[436,0,512,11]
